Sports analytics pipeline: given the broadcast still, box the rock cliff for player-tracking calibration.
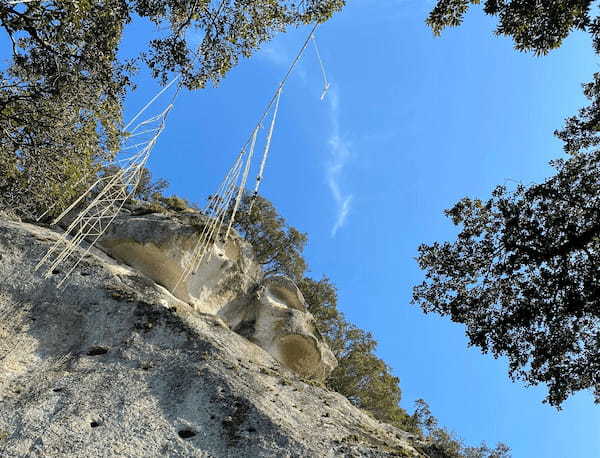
[98,210,337,380]
[0,212,423,457]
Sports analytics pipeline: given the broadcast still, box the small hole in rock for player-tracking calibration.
[210,415,216,420]
[52,269,60,275]
[52,388,63,393]
[178,429,196,439]
[87,347,108,356]
[90,421,100,428]
[247,427,257,433]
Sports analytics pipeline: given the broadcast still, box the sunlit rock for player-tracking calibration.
[99,211,336,379]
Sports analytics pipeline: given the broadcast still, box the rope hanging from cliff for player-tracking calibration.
[35,104,174,288]
[33,0,210,286]
[34,53,187,286]
[175,149,245,288]
[176,124,260,289]
[248,86,282,214]
[311,34,330,101]
[37,20,332,289]
[226,126,259,240]
[174,23,324,289]
[246,32,328,216]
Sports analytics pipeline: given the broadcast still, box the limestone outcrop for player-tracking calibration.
[97,209,336,381]
[228,276,338,381]
[98,211,261,316]
[0,215,422,457]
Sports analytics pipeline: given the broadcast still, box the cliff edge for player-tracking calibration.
[0,213,422,457]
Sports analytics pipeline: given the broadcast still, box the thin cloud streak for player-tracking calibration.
[257,41,308,83]
[257,38,353,236]
[327,88,353,237]
[258,41,290,67]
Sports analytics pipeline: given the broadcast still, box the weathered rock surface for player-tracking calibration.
[98,211,336,380]
[0,216,423,457]
[99,211,261,316]
[230,276,338,381]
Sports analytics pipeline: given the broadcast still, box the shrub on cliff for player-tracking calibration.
[298,276,416,432]
[231,193,308,281]
[411,399,510,458]
[234,195,414,431]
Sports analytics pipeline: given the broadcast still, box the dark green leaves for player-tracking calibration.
[232,193,308,281]
[427,0,595,55]
[0,0,345,217]
[413,132,600,407]
[136,0,346,89]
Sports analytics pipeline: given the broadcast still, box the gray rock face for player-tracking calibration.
[0,219,422,458]
[98,211,336,381]
[228,276,338,381]
[98,211,261,316]
[0,216,422,457]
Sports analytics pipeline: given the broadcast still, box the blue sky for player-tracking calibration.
[120,1,600,456]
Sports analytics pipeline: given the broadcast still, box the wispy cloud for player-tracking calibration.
[257,37,353,236]
[257,40,308,83]
[327,88,353,237]
[258,41,290,67]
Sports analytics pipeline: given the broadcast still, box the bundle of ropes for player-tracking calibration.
[35,105,173,287]
[35,25,331,289]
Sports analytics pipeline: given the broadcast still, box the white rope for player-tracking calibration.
[225,126,259,240]
[174,150,245,288]
[249,87,282,214]
[311,34,330,101]
[179,24,326,287]
[37,21,332,291]
[35,106,172,286]
[124,76,180,131]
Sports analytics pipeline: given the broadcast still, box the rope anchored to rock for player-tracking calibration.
[36,22,333,289]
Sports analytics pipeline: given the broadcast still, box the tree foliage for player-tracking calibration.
[0,0,344,216]
[427,0,599,55]
[556,72,600,155]
[413,75,600,407]
[134,0,345,89]
[412,399,511,458]
[134,167,169,202]
[0,0,130,214]
[232,193,308,281]
[298,276,415,432]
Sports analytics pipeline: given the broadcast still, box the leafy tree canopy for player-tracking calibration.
[413,75,600,407]
[412,399,511,458]
[0,0,344,216]
[427,0,599,55]
[298,276,415,431]
[1,0,130,214]
[232,193,308,281]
